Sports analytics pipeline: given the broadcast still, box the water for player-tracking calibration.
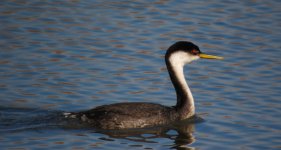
[0,0,281,149]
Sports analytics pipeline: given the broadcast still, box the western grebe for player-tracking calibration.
[64,41,223,129]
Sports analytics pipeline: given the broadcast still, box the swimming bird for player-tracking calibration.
[64,41,223,129]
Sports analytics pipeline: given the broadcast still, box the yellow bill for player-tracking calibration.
[199,53,224,60]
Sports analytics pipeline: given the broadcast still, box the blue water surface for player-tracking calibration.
[0,0,281,149]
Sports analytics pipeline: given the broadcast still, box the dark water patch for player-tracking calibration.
[0,107,63,133]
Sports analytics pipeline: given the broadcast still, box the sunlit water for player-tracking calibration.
[1,0,281,149]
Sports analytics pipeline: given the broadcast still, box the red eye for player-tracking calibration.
[191,49,199,55]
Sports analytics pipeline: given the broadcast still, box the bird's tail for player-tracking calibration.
[63,112,79,119]
[63,112,89,122]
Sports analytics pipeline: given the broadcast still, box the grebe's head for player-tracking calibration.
[166,41,223,66]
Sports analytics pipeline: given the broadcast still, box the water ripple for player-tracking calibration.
[0,0,281,149]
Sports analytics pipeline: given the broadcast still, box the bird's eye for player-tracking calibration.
[191,49,199,55]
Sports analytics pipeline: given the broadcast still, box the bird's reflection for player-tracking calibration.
[91,115,203,149]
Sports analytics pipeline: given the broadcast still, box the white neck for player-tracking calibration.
[168,51,199,116]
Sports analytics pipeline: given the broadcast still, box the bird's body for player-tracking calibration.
[64,41,223,129]
[72,103,177,129]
